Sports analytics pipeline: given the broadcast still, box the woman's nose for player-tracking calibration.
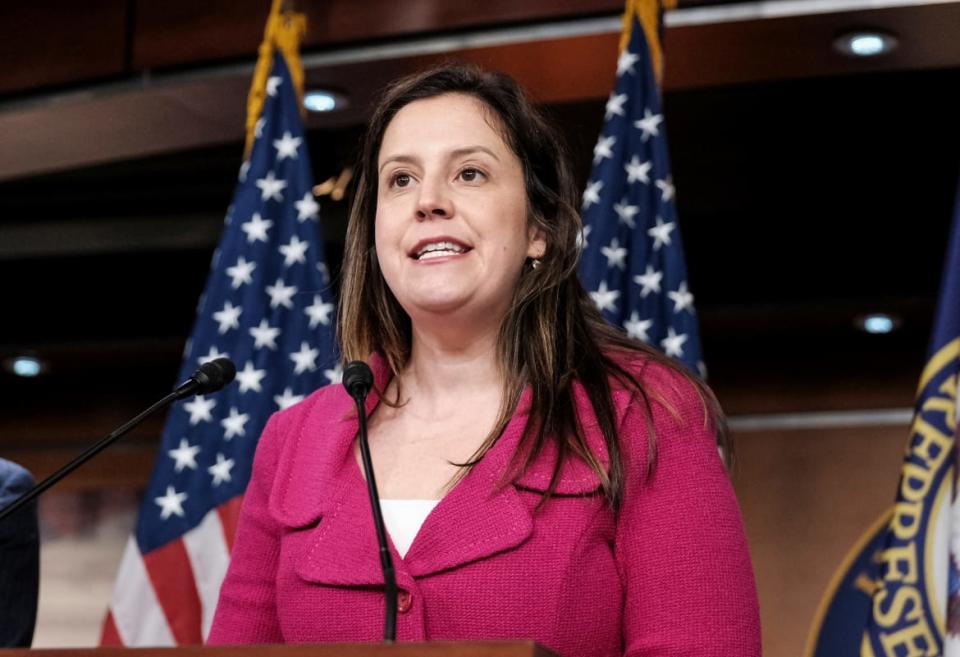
[415,177,454,220]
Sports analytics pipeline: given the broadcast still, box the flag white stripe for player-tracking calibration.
[108,537,176,646]
[182,508,231,641]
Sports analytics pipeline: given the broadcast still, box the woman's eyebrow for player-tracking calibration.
[378,154,418,174]
[378,146,500,173]
[449,146,500,162]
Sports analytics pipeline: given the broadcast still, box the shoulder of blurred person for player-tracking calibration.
[0,458,40,648]
[0,458,35,506]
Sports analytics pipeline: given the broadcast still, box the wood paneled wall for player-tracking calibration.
[6,1,960,98]
[0,0,623,96]
[732,425,907,657]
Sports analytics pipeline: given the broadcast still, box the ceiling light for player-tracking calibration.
[6,355,45,377]
[856,313,900,334]
[304,90,348,113]
[834,31,897,58]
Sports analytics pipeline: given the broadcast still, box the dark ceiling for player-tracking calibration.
[1,1,959,471]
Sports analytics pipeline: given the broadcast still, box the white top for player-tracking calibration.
[379,499,439,558]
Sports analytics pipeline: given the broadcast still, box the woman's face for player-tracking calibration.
[374,93,545,327]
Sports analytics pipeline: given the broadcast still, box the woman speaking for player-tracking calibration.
[208,64,761,656]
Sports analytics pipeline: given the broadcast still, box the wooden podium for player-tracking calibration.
[0,642,557,657]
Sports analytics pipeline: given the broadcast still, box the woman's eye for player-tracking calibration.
[391,173,411,188]
[459,168,484,182]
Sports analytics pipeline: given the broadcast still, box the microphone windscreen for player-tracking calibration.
[343,360,374,399]
[194,358,237,394]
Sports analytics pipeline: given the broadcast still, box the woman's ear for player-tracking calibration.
[527,226,547,260]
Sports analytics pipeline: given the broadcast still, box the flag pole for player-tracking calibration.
[245,0,307,159]
[620,0,676,85]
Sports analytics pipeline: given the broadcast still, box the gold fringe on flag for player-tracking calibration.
[619,0,677,85]
[244,0,308,159]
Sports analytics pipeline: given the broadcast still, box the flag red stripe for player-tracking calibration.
[218,495,244,552]
[99,611,123,646]
[143,539,203,644]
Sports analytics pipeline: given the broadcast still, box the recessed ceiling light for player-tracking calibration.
[834,31,898,58]
[5,355,45,377]
[304,90,348,113]
[856,313,900,334]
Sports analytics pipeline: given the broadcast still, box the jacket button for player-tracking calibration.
[397,591,412,613]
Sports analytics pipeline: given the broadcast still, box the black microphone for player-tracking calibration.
[0,359,237,523]
[343,360,374,399]
[173,357,237,399]
[344,360,397,642]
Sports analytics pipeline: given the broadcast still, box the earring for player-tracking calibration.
[530,258,541,270]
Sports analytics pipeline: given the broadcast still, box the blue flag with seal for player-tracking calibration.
[805,181,960,656]
[578,0,703,375]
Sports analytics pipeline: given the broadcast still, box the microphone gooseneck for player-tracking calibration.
[0,358,237,523]
[344,360,398,642]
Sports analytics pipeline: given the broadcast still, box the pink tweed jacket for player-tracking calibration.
[208,355,761,656]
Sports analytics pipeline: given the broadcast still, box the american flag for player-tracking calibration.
[578,3,703,375]
[100,49,337,645]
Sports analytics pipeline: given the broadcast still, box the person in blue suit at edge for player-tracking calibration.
[0,458,40,647]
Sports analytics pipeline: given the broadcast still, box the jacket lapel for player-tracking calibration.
[511,380,613,494]
[402,466,533,578]
[296,468,411,587]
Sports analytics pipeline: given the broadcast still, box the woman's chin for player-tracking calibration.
[401,293,502,326]
[405,295,471,317]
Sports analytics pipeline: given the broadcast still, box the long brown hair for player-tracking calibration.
[338,63,725,507]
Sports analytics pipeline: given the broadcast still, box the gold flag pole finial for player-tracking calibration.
[620,0,676,85]
[244,0,308,159]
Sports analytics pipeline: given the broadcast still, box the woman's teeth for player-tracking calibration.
[416,241,466,259]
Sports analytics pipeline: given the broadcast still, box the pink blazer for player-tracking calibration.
[208,355,761,656]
